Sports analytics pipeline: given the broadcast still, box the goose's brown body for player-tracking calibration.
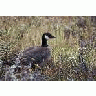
[22,46,51,67]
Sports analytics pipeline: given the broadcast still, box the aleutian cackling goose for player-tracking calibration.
[21,32,56,68]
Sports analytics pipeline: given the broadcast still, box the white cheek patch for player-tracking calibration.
[45,35,49,40]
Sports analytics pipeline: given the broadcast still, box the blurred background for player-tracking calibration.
[0,16,96,81]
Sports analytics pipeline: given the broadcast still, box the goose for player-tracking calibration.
[21,32,56,68]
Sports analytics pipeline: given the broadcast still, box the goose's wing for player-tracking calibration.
[22,47,51,66]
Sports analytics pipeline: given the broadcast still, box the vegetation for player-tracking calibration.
[0,16,96,81]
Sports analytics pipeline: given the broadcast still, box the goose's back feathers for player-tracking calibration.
[22,46,51,67]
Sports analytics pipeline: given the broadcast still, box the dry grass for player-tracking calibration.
[0,16,96,81]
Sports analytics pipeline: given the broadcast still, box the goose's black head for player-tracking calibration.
[42,33,56,47]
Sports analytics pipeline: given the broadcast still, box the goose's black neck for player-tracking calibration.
[41,37,48,47]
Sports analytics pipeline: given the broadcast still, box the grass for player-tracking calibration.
[0,16,96,81]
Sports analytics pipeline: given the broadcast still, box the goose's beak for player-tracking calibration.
[50,36,56,38]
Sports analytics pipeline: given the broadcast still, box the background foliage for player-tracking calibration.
[0,16,96,81]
